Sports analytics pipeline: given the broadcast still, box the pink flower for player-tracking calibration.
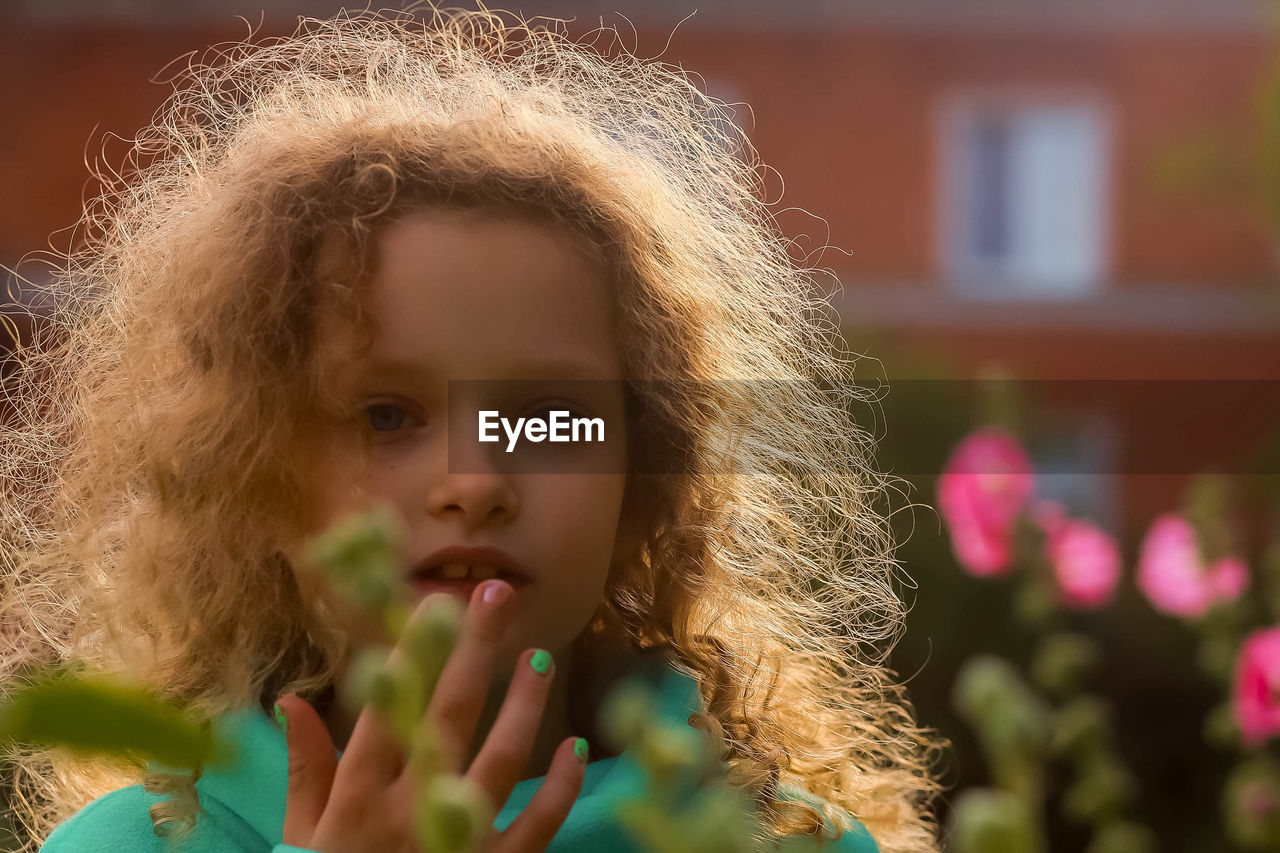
[1208,556,1250,602]
[1043,518,1121,610]
[938,429,1035,577]
[1032,499,1068,540]
[1234,627,1280,747]
[1137,514,1249,619]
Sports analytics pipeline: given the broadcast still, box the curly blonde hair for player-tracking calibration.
[0,7,942,852]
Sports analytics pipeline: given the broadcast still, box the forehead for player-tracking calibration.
[325,207,624,383]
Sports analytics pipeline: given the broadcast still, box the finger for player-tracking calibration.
[340,591,460,787]
[421,579,516,773]
[465,647,556,808]
[276,694,339,847]
[493,737,587,853]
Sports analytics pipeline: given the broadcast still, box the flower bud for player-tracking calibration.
[414,774,494,853]
[404,595,463,701]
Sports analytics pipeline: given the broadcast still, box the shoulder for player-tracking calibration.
[774,782,881,853]
[40,784,253,853]
[40,785,169,852]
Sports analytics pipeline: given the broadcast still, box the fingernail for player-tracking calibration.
[528,649,552,676]
[273,702,288,736]
[573,737,589,763]
[483,580,511,607]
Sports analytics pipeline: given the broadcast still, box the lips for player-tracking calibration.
[411,545,531,587]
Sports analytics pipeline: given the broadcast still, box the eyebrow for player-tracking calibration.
[360,354,619,381]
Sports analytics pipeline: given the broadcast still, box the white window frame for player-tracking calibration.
[938,89,1114,299]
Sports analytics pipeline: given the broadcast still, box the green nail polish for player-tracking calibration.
[273,703,288,735]
[529,649,552,675]
[573,737,589,763]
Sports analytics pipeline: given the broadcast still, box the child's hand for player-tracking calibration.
[276,580,587,852]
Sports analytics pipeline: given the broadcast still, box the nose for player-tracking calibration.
[425,433,520,531]
[425,471,519,530]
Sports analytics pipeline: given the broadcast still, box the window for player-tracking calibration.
[940,95,1111,297]
[1030,408,1122,532]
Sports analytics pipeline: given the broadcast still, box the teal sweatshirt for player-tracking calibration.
[40,664,879,852]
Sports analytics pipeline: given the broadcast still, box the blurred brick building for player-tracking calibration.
[3,0,1279,538]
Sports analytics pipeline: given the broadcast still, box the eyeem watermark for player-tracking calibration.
[452,378,1280,475]
[478,410,605,453]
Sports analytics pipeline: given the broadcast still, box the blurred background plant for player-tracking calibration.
[908,373,1280,852]
[933,383,1154,853]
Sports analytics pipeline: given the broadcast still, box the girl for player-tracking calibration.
[0,7,941,853]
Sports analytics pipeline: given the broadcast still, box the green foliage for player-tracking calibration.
[1060,754,1133,825]
[1224,758,1280,850]
[0,505,859,853]
[403,594,464,698]
[1082,820,1158,853]
[1031,634,1099,699]
[1012,568,1057,631]
[943,396,1159,851]
[303,503,414,636]
[322,507,836,853]
[614,786,767,853]
[1049,696,1112,760]
[1185,475,1236,566]
[1202,702,1240,750]
[948,789,1044,853]
[600,677,840,853]
[414,774,494,853]
[1198,631,1245,684]
[308,508,490,853]
[0,672,231,772]
[953,655,1051,802]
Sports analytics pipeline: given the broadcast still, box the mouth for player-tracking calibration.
[408,568,531,604]
[410,546,532,589]
[412,564,528,584]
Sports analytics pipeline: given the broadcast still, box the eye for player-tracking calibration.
[363,401,419,434]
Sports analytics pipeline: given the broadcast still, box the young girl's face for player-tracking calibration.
[305,207,631,674]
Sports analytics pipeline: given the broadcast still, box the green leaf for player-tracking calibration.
[0,673,229,771]
[949,788,1045,853]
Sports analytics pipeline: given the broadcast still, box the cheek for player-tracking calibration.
[301,436,376,534]
[292,443,393,644]
[530,475,627,574]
